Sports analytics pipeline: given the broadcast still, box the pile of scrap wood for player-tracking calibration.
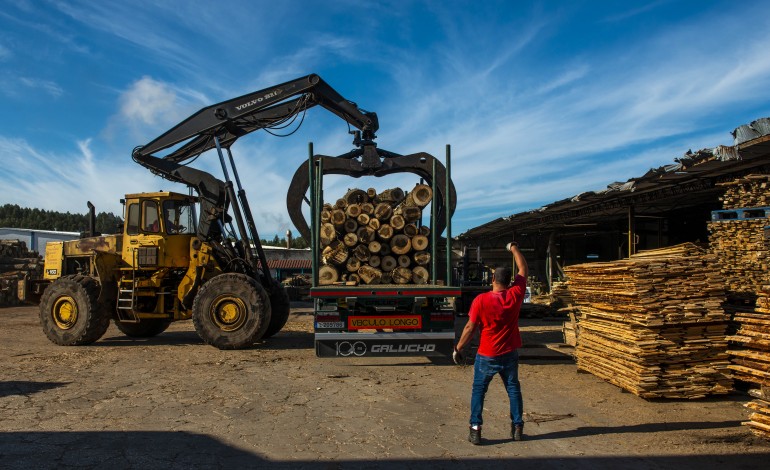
[317,185,433,285]
[0,239,43,306]
[566,243,732,399]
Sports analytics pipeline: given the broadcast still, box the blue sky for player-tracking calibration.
[2,0,770,238]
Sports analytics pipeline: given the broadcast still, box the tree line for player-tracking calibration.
[0,203,309,248]
[0,203,123,234]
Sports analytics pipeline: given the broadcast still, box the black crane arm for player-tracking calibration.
[131,74,378,164]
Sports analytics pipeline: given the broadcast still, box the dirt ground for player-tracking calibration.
[1,304,769,469]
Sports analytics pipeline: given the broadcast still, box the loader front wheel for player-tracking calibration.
[39,275,110,346]
[263,284,290,339]
[192,273,271,349]
[115,319,171,338]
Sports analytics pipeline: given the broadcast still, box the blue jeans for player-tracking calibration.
[470,350,523,427]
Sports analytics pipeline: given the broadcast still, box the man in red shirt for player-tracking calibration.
[454,241,528,445]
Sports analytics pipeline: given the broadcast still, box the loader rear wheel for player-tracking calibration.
[263,284,290,339]
[39,275,110,346]
[115,319,171,338]
[192,273,271,349]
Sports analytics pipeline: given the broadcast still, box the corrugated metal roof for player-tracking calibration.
[458,117,770,242]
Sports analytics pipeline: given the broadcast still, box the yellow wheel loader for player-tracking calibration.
[38,74,379,349]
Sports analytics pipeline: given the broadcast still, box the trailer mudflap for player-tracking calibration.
[315,332,455,358]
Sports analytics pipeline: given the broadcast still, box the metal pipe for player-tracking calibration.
[445,144,452,286]
[431,158,438,285]
[309,143,317,287]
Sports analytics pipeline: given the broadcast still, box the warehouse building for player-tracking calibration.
[457,117,770,293]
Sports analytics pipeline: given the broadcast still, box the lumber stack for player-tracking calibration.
[0,239,43,306]
[317,185,433,286]
[718,174,770,209]
[707,219,768,295]
[727,284,770,394]
[743,387,770,439]
[566,243,732,399]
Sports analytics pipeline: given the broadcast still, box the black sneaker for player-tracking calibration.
[512,424,523,441]
[468,426,481,445]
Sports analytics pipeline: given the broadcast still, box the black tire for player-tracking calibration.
[192,273,272,349]
[39,275,110,346]
[115,319,171,338]
[263,284,290,339]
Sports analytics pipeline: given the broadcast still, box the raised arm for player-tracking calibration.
[507,242,529,279]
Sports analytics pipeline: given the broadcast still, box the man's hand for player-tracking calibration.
[452,346,465,365]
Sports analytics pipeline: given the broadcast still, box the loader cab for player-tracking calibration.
[122,192,197,269]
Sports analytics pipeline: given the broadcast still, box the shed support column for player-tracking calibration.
[546,231,556,292]
[628,205,636,257]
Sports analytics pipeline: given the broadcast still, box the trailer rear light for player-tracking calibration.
[316,314,341,322]
[430,313,454,323]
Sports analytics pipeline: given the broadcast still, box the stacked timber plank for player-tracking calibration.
[709,175,770,295]
[710,174,770,440]
[566,243,732,399]
[317,185,433,286]
[743,387,770,439]
[728,285,770,438]
[719,174,770,209]
[0,239,43,306]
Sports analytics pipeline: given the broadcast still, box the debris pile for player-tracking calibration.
[317,185,433,285]
[566,243,732,399]
[0,239,43,306]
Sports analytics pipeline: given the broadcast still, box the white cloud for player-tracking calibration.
[119,76,178,126]
[0,44,11,60]
[18,77,63,98]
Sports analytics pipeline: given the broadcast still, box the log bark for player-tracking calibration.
[377,187,405,204]
[374,203,393,221]
[319,265,339,285]
[320,223,337,247]
[412,266,429,284]
[321,240,348,265]
[412,235,429,252]
[392,267,412,284]
[390,215,405,231]
[381,255,397,272]
[405,184,433,208]
[353,244,370,262]
[358,265,383,284]
[414,251,431,266]
[343,232,358,247]
[377,224,393,241]
[390,234,412,255]
[344,188,368,205]
[346,257,361,272]
[343,218,358,233]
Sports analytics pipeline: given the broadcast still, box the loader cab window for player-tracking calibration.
[126,203,140,235]
[162,199,195,234]
[143,201,161,233]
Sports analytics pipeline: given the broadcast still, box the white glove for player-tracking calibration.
[452,347,465,365]
[506,241,519,251]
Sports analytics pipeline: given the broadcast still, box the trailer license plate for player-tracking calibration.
[316,321,345,329]
[348,315,422,330]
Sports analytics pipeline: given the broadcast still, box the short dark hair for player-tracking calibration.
[493,266,512,286]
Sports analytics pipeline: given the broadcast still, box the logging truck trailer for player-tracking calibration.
[288,143,459,358]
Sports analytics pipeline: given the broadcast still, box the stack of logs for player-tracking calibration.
[317,185,433,285]
[743,387,770,439]
[0,239,43,306]
[566,243,732,399]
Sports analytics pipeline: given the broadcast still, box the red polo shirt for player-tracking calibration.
[468,275,527,357]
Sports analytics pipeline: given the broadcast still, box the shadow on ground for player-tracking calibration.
[1,430,768,470]
[0,381,70,398]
